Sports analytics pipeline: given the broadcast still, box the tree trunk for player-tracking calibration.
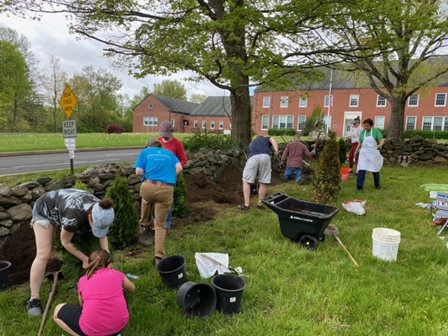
[13,96,18,133]
[387,98,406,141]
[230,84,252,148]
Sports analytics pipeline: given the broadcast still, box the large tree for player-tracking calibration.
[0,39,31,131]
[315,0,448,141]
[69,66,123,132]
[153,79,187,100]
[6,0,332,146]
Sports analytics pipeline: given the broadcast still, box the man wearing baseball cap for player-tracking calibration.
[26,189,114,316]
[156,121,187,235]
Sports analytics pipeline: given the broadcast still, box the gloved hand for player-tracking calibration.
[377,144,383,150]
[311,150,316,156]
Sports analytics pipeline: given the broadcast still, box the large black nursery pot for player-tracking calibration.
[0,261,11,291]
[156,255,188,288]
[176,281,216,318]
[212,274,247,314]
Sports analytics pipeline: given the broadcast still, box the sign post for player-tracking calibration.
[59,85,78,174]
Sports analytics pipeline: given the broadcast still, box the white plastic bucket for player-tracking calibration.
[372,228,401,262]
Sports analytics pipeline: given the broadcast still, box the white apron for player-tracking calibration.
[358,129,383,172]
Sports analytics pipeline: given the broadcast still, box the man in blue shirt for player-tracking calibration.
[135,138,182,265]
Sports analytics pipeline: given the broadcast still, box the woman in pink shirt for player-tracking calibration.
[53,249,136,336]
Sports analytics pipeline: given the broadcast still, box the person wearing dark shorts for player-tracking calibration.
[53,249,136,336]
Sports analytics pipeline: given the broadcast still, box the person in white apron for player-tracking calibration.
[355,118,385,191]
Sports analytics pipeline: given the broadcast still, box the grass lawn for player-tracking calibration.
[1,165,448,335]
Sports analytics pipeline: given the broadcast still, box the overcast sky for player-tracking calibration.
[0,12,229,100]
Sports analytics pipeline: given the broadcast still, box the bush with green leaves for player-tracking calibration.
[404,130,448,139]
[173,173,189,218]
[106,174,139,249]
[267,128,296,136]
[312,131,341,204]
[183,128,234,152]
[302,105,323,136]
[338,137,348,164]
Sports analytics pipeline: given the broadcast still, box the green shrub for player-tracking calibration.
[404,130,448,139]
[106,174,139,249]
[173,174,189,218]
[267,128,296,136]
[338,137,348,164]
[313,131,341,204]
[302,105,323,136]
[183,128,234,152]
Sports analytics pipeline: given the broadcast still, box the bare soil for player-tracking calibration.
[0,164,283,287]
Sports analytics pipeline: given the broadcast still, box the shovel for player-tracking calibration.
[138,226,155,246]
[38,270,64,336]
[325,224,359,267]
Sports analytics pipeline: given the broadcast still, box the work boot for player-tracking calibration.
[26,298,42,316]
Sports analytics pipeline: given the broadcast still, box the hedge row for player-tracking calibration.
[267,128,297,136]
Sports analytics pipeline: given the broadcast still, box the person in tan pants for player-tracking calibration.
[135,138,182,265]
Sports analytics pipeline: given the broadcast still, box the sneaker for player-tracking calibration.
[155,257,162,266]
[26,298,42,317]
[238,204,250,210]
[257,204,264,210]
[356,188,363,192]
[375,186,381,190]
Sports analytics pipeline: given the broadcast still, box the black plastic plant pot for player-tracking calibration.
[212,274,247,314]
[0,261,11,291]
[176,282,216,319]
[156,255,188,288]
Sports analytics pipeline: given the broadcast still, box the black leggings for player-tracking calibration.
[57,304,123,336]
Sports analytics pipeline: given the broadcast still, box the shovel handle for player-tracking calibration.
[37,273,60,336]
[335,236,359,267]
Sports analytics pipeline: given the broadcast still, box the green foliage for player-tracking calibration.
[267,128,296,136]
[338,137,348,164]
[153,79,187,100]
[302,105,323,136]
[312,131,341,204]
[183,128,234,152]
[405,130,448,139]
[74,180,88,191]
[106,174,139,249]
[59,234,100,286]
[173,174,189,218]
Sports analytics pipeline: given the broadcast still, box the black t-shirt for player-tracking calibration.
[34,189,99,234]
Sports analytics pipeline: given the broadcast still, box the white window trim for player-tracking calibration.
[263,97,271,108]
[273,115,294,129]
[435,93,446,107]
[408,94,419,107]
[194,120,198,127]
[349,94,359,107]
[219,121,224,129]
[148,103,153,110]
[297,115,306,131]
[375,116,385,129]
[299,97,307,108]
[210,120,215,129]
[376,95,387,107]
[280,96,289,108]
[201,120,206,128]
[406,116,417,130]
[261,115,269,130]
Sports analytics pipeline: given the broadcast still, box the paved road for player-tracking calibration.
[0,148,142,176]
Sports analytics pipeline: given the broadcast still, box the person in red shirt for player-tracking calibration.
[139,121,187,236]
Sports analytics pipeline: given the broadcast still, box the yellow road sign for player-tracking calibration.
[59,85,78,119]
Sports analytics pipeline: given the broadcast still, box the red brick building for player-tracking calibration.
[253,72,448,137]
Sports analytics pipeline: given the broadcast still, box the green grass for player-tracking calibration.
[1,165,448,335]
[0,133,298,153]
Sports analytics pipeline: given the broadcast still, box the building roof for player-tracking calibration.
[152,94,199,115]
[190,96,254,117]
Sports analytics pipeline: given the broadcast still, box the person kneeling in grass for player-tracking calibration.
[53,249,136,336]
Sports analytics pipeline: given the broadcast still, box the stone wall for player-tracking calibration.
[0,148,247,239]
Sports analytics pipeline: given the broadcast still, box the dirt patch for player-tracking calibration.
[0,164,284,287]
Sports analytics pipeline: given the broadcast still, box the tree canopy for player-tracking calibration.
[153,80,187,100]
[313,0,448,140]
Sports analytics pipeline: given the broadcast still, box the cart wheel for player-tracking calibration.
[299,235,319,251]
[319,234,326,242]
